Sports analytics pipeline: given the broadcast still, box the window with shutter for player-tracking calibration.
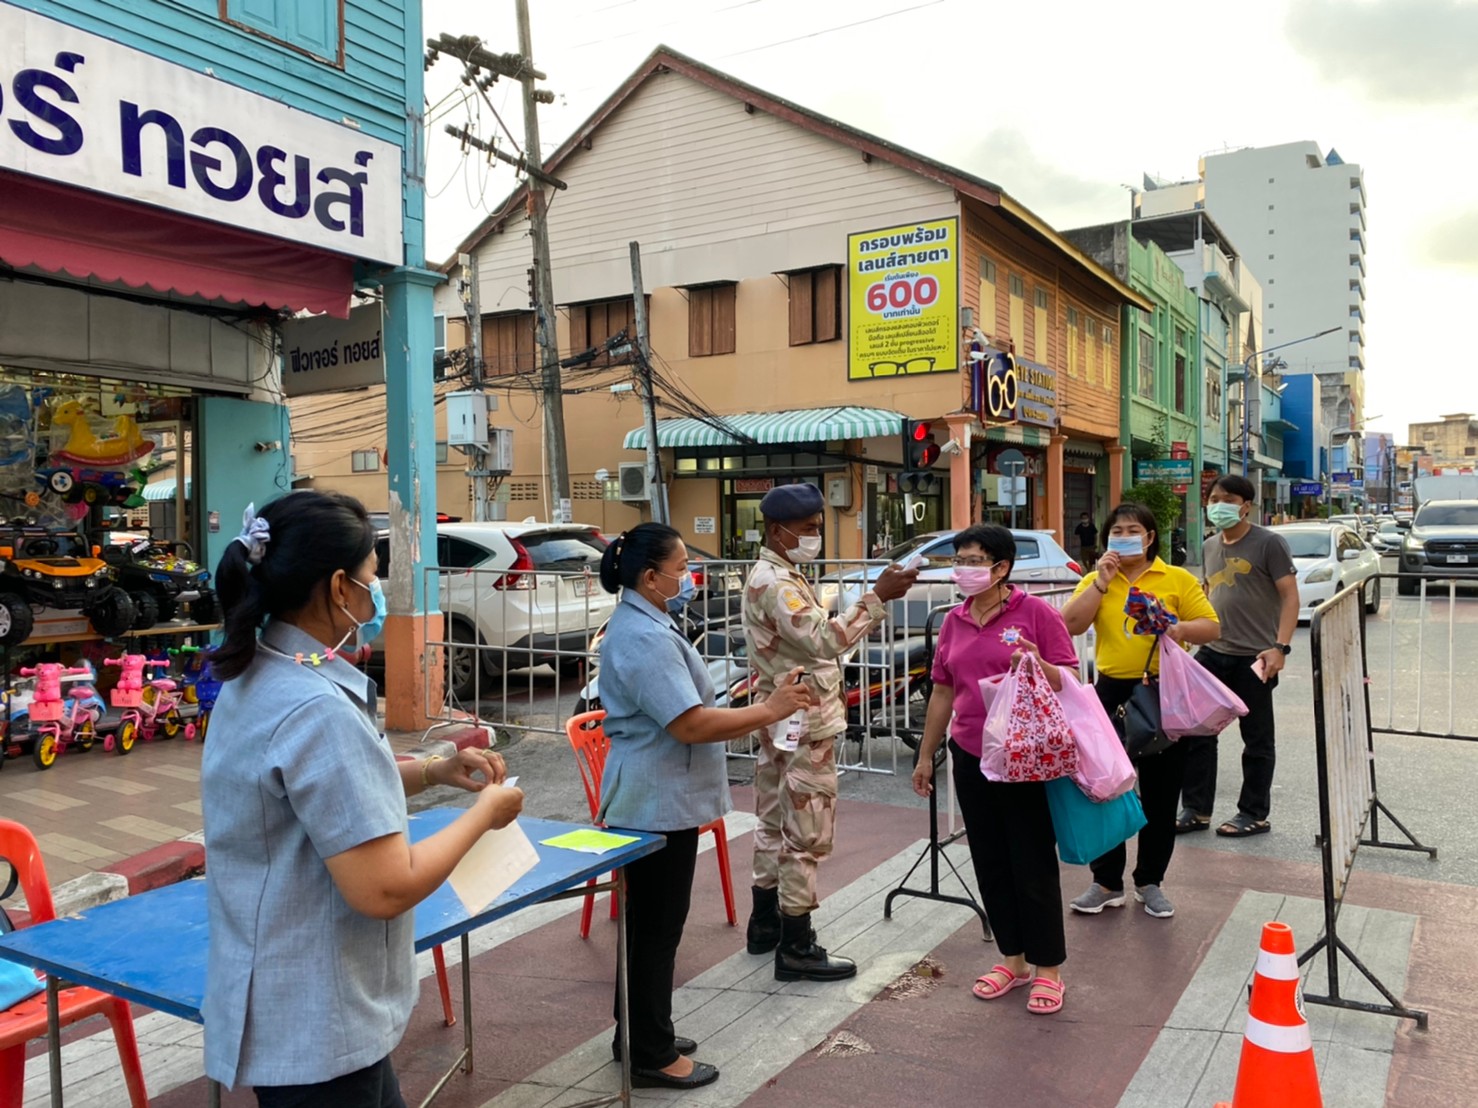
[787,266,842,346]
[688,283,737,357]
[222,0,343,64]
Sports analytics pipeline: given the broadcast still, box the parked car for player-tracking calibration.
[1395,500,1478,596]
[368,522,614,701]
[1370,520,1405,556]
[821,529,1085,616]
[1269,523,1381,621]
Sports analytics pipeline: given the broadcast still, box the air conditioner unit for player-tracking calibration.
[487,427,514,475]
[619,462,650,502]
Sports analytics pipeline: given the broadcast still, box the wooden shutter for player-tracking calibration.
[568,304,589,359]
[789,271,814,346]
[712,284,736,355]
[813,266,840,342]
[690,287,713,357]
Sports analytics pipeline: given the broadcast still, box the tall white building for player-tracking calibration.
[1138,141,1368,497]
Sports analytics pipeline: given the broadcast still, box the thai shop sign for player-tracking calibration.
[282,303,385,396]
[1134,458,1195,483]
[847,217,959,381]
[0,6,402,263]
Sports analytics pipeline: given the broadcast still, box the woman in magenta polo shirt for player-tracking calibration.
[912,524,1079,1015]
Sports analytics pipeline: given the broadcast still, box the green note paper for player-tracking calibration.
[540,829,641,855]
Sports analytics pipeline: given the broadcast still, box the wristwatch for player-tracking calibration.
[1274,642,1292,656]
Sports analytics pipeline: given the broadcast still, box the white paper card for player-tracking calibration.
[447,820,540,914]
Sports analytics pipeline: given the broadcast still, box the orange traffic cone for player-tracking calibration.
[1214,921,1323,1108]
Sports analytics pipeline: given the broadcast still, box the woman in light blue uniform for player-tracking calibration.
[594,523,811,1091]
[202,492,525,1108]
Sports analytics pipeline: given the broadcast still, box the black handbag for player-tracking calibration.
[1115,635,1174,760]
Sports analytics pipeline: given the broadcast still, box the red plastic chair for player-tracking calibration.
[565,710,736,938]
[0,820,149,1108]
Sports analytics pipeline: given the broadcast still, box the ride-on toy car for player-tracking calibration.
[103,536,219,628]
[0,526,136,645]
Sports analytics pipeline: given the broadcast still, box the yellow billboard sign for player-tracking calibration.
[847,217,959,381]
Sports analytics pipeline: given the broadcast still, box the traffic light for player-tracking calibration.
[899,418,941,494]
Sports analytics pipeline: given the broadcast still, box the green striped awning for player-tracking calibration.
[623,406,907,449]
[981,424,1048,448]
[142,477,191,501]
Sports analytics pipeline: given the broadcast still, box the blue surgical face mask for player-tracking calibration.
[350,576,388,644]
[1107,534,1147,559]
[660,570,696,613]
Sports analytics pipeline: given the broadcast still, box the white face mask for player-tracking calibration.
[781,528,823,563]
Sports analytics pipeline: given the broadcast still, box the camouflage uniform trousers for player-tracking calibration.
[752,728,838,916]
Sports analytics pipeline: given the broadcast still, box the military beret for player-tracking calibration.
[759,482,825,521]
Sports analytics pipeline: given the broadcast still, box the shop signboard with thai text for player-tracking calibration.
[1134,458,1195,483]
[281,303,386,396]
[847,217,959,381]
[0,6,402,263]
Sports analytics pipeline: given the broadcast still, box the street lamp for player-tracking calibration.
[1240,326,1342,477]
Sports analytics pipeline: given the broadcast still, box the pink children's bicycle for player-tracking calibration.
[105,654,194,750]
[18,663,100,770]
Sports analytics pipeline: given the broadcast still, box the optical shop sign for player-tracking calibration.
[847,217,959,381]
[0,6,402,263]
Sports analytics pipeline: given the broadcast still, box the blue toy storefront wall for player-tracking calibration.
[196,398,291,579]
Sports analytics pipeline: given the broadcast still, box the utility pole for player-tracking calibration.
[629,241,669,524]
[515,0,570,522]
[458,251,491,523]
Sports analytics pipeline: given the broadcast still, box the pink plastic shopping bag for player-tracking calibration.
[1056,671,1137,801]
[1158,642,1248,739]
[978,653,1078,783]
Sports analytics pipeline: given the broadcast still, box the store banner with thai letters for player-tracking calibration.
[0,6,402,263]
[281,303,386,397]
[847,217,959,381]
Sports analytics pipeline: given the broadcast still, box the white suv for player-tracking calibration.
[370,522,614,701]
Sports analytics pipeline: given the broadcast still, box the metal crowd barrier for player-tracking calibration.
[415,556,1096,780]
[1364,571,1478,742]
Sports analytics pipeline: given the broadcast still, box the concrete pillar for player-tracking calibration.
[1107,442,1127,508]
[1047,433,1067,544]
[945,411,974,530]
[381,265,446,730]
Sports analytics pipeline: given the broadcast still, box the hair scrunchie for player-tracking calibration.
[234,502,271,565]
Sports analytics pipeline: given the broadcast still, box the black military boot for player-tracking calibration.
[746,885,782,954]
[774,912,856,981]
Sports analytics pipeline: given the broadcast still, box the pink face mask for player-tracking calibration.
[952,565,999,596]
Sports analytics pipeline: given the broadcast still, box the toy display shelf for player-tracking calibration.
[17,622,221,648]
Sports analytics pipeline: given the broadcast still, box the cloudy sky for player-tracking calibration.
[420,0,1478,444]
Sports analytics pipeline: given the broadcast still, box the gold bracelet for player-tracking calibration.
[420,754,443,788]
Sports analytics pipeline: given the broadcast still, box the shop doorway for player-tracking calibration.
[867,475,944,555]
[721,477,822,559]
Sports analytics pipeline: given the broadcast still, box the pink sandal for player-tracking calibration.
[1027,976,1066,1014]
[972,964,1033,1001]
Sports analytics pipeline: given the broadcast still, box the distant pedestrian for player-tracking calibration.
[1073,512,1099,568]
[1060,502,1221,920]
[912,525,1079,1014]
[1177,475,1299,838]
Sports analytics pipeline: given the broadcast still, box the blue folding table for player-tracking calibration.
[0,811,663,1108]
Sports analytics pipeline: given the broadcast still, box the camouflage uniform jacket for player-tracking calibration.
[742,548,886,741]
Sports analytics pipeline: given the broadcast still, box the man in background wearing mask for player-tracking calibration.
[741,483,916,981]
[1178,474,1298,838]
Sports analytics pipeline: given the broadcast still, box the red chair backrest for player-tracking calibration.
[564,710,611,822]
[0,821,55,926]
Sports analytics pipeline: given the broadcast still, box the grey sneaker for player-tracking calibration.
[1135,884,1175,918]
[1069,884,1126,914]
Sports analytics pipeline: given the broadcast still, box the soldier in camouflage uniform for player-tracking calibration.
[742,483,917,981]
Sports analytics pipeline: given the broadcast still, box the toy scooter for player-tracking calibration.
[18,663,100,769]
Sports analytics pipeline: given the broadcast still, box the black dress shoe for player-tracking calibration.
[611,1035,697,1062]
[631,1060,719,1089]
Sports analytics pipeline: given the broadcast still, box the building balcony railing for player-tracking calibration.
[1202,246,1250,312]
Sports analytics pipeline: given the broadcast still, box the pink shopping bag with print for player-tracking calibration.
[978,653,1079,783]
[1057,671,1137,801]
[1158,641,1248,739]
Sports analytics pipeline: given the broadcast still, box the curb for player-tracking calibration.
[100,839,206,895]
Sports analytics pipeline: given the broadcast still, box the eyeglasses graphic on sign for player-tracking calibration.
[866,357,937,377]
[985,352,1018,419]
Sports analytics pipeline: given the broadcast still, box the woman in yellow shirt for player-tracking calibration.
[1061,502,1220,921]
